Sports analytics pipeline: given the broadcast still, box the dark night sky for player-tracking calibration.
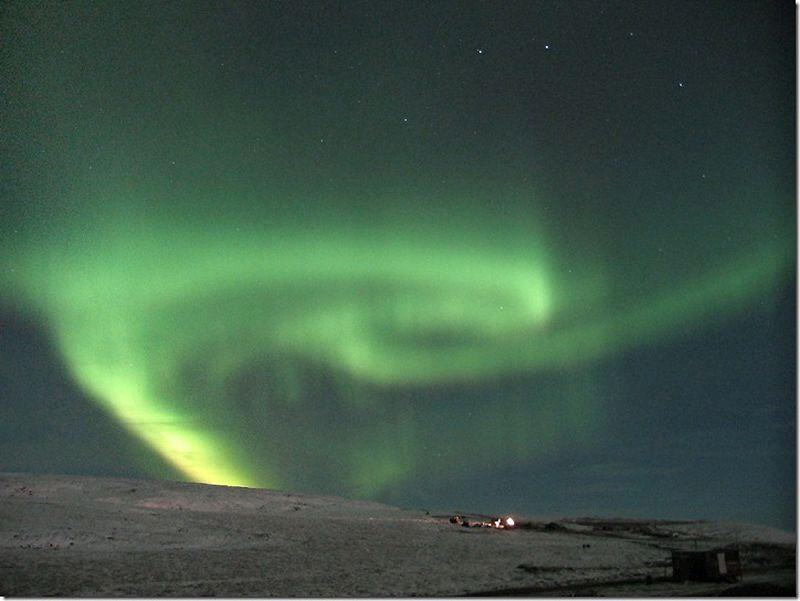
[0,1,795,529]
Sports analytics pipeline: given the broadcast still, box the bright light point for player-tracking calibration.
[506,517,515,527]
[544,44,550,50]
[477,48,484,54]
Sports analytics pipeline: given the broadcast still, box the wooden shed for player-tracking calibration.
[671,548,741,582]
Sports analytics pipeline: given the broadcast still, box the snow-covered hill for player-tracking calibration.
[0,473,794,596]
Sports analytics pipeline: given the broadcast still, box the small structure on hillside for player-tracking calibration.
[448,515,516,530]
[671,548,741,582]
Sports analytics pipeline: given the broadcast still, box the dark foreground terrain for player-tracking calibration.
[0,474,794,597]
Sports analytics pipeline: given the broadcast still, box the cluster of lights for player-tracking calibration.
[492,516,516,529]
[450,515,516,530]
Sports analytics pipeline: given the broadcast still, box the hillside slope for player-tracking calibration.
[0,473,794,596]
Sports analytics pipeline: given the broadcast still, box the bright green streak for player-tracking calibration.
[1,196,791,491]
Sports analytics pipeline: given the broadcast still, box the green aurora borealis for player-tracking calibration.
[1,187,791,493]
[0,1,795,524]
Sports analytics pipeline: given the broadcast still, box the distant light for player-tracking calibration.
[506,517,515,527]
[544,44,550,50]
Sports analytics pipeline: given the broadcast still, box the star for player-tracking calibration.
[544,44,550,50]
[476,48,484,54]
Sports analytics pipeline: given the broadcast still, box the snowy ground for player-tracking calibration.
[0,473,794,597]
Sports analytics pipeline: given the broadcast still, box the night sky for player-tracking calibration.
[1,1,795,529]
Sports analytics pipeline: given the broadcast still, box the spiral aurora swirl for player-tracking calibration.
[1,194,791,494]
